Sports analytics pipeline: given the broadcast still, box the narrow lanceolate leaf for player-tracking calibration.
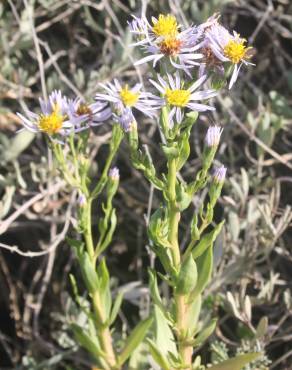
[80,252,99,294]
[109,292,123,325]
[207,353,262,370]
[190,318,217,347]
[189,245,213,301]
[149,269,165,313]
[176,255,197,295]
[71,323,104,361]
[147,338,171,370]
[118,317,153,366]
[192,221,224,260]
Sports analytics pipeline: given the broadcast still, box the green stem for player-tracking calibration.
[167,158,180,268]
[83,198,118,369]
[167,158,193,368]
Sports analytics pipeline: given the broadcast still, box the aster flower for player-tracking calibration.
[205,125,223,147]
[17,90,74,136]
[114,107,137,132]
[67,98,111,130]
[149,72,217,125]
[213,165,227,183]
[95,79,162,118]
[201,20,253,88]
[130,14,203,75]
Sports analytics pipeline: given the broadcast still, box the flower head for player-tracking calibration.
[130,14,203,75]
[95,79,162,119]
[67,98,111,130]
[201,21,254,88]
[17,90,74,136]
[150,72,217,125]
[114,107,137,132]
[109,167,120,181]
[205,125,223,147]
[213,165,227,183]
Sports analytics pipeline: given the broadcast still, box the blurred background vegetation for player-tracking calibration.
[0,0,292,369]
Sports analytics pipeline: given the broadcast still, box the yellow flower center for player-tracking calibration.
[120,85,139,107]
[38,109,64,135]
[152,14,178,38]
[224,39,250,64]
[165,88,191,107]
[159,37,182,56]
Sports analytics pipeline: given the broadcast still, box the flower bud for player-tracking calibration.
[78,193,87,207]
[108,166,120,181]
[213,165,227,184]
[205,126,223,147]
[107,167,120,197]
[202,125,223,171]
[209,165,227,207]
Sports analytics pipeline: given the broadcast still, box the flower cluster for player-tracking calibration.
[17,12,253,178]
[17,90,111,138]
[129,13,253,89]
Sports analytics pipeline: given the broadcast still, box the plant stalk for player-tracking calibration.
[84,199,118,369]
[167,157,193,368]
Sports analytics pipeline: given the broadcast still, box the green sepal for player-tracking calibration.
[118,317,153,366]
[176,255,198,295]
[190,318,217,347]
[202,146,217,172]
[207,353,262,370]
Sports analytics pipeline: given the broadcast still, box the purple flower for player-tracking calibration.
[109,167,120,181]
[213,166,227,183]
[205,125,223,147]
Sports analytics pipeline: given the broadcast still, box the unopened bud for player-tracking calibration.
[205,126,223,147]
[78,193,87,207]
[108,167,120,181]
[213,165,227,184]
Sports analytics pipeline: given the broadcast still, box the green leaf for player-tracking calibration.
[147,338,171,370]
[192,221,224,260]
[149,270,165,313]
[153,305,177,358]
[98,209,117,255]
[118,317,153,366]
[181,111,198,129]
[208,353,262,370]
[176,255,198,295]
[97,259,112,318]
[3,130,35,162]
[80,252,99,294]
[185,294,201,337]
[191,318,217,347]
[71,323,104,361]
[109,291,123,325]
[189,244,213,301]
[177,130,190,170]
